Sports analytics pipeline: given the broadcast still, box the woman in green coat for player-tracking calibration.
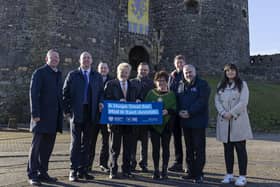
[145,71,176,180]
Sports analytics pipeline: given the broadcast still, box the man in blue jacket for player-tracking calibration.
[63,51,104,182]
[178,64,210,184]
[88,62,113,173]
[27,49,63,186]
[168,55,186,172]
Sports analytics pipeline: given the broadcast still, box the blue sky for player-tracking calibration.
[249,0,280,55]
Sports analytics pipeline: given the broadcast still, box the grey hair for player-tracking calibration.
[183,64,196,71]
[117,62,132,73]
[79,51,92,60]
[98,61,109,68]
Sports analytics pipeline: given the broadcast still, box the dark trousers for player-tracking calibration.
[110,131,132,174]
[223,141,247,175]
[88,124,109,169]
[131,126,148,168]
[183,127,206,178]
[150,128,171,171]
[70,104,92,173]
[171,116,183,165]
[27,133,56,179]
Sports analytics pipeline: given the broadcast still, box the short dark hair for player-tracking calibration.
[154,71,169,82]
[138,62,149,67]
[46,49,58,57]
[174,54,185,62]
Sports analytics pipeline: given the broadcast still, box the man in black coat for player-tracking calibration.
[130,62,154,172]
[63,52,104,182]
[104,63,142,179]
[168,55,186,172]
[27,49,63,186]
[88,62,112,173]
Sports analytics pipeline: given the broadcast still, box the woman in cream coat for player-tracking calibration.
[215,63,253,187]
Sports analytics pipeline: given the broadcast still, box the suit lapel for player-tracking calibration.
[89,71,98,99]
[77,68,85,81]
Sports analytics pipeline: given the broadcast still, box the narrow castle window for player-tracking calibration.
[184,0,199,14]
[184,0,199,7]
[242,9,247,18]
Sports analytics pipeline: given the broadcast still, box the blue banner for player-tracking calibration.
[100,100,162,125]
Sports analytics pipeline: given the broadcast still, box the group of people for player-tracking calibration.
[27,49,253,187]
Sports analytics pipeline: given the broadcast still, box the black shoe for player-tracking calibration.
[161,173,168,180]
[130,166,136,172]
[152,170,160,180]
[87,166,93,172]
[77,172,94,180]
[122,172,134,178]
[84,173,95,180]
[193,176,204,184]
[168,163,183,172]
[140,166,148,172]
[109,173,117,179]
[69,171,78,182]
[38,173,57,182]
[77,172,83,179]
[99,165,110,173]
[161,170,168,180]
[28,179,41,186]
[181,174,194,180]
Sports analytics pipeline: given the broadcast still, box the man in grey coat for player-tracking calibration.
[27,49,63,186]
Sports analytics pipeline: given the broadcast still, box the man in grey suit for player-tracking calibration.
[27,49,63,186]
[63,51,104,182]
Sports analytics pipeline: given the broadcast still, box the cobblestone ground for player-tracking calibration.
[0,129,279,187]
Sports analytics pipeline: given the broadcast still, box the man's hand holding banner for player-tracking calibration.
[100,100,163,125]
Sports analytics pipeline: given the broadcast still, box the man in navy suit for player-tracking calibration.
[88,62,112,173]
[63,52,104,182]
[27,49,63,186]
[104,63,142,179]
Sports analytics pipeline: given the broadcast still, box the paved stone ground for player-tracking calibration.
[0,128,279,187]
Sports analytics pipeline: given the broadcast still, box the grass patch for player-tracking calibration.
[204,76,280,132]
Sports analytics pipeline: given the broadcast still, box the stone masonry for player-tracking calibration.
[0,0,250,124]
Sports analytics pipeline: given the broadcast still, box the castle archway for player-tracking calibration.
[128,46,150,72]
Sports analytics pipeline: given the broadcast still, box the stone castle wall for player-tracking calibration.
[0,0,118,123]
[244,54,280,81]
[150,0,250,74]
[0,0,252,124]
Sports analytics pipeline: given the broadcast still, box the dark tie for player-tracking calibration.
[83,71,89,104]
[121,81,127,98]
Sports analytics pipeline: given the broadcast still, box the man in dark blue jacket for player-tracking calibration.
[178,64,210,184]
[27,49,63,186]
[130,62,154,172]
[88,62,113,173]
[168,55,186,172]
[63,52,104,182]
